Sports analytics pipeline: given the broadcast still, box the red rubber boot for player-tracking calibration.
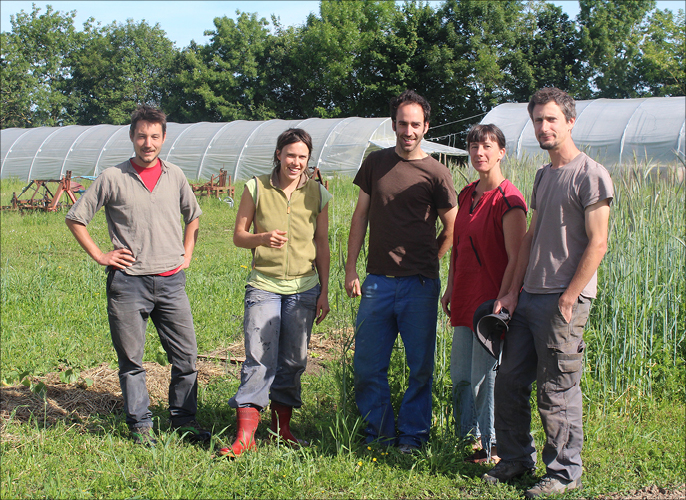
[270,401,308,446]
[219,407,259,457]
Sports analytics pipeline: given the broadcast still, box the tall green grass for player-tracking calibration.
[1,159,683,406]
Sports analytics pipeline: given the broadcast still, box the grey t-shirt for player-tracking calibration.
[523,152,613,298]
[66,159,202,275]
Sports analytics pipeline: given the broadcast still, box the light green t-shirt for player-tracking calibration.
[244,177,332,295]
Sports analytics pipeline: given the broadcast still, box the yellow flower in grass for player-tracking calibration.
[357,461,363,467]
[372,457,377,462]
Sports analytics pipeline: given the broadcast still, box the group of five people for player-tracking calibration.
[66,86,612,498]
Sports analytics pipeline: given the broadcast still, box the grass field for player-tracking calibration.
[1,159,684,498]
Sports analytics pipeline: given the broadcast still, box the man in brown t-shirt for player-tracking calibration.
[483,88,613,498]
[345,90,457,452]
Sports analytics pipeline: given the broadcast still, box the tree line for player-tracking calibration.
[1,0,683,138]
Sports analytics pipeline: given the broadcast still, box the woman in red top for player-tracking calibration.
[440,124,527,462]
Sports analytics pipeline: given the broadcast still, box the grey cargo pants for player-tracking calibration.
[494,291,590,482]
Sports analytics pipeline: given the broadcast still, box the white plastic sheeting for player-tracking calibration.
[482,97,686,167]
[1,117,467,181]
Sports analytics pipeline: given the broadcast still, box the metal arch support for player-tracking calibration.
[164,122,202,163]
[315,117,354,171]
[94,126,129,176]
[618,98,648,165]
[515,121,527,160]
[677,119,685,160]
[27,126,73,182]
[1,128,34,178]
[361,118,393,169]
[197,122,236,180]
[234,121,270,181]
[59,125,101,177]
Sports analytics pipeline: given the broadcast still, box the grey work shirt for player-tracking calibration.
[66,159,202,275]
[523,152,613,299]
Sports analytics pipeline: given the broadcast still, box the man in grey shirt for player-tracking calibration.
[66,106,210,446]
[482,88,613,498]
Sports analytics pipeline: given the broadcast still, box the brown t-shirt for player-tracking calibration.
[354,148,457,279]
[523,152,613,298]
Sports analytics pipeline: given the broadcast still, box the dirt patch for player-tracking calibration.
[598,484,686,499]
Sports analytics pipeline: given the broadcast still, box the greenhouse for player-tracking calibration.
[0,117,467,182]
[483,96,686,167]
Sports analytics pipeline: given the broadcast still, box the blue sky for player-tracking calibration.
[1,1,683,48]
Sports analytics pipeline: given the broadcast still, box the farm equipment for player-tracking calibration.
[191,168,236,206]
[2,171,84,212]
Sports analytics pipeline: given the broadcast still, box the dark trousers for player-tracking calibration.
[106,270,198,428]
[494,291,590,482]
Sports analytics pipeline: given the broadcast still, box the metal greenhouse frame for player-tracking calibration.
[1,117,467,181]
[482,96,686,167]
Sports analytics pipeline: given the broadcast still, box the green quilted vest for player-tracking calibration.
[253,172,321,279]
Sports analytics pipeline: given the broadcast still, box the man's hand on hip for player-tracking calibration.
[97,248,135,269]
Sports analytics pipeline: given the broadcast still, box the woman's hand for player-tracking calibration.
[262,229,288,248]
[315,294,330,324]
[440,289,452,317]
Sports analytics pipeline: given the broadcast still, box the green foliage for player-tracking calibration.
[2,1,684,131]
[67,19,178,124]
[0,5,80,127]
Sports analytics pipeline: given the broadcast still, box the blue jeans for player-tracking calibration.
[106,270,198,429]
[229,284,319,410]
[495,291,590,482]
[353,274,440,448]
[450,325,496,453]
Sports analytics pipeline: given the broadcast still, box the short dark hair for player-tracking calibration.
[390,90,431,124]
[130,105,167,136]
[466,124,507,150]
[273,128,313,169]
[527,87,576,122]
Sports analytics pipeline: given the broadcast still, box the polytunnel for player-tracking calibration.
[482,96,686,167]
[0,117,467,182]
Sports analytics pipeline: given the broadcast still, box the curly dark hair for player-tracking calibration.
[390,90,431,124]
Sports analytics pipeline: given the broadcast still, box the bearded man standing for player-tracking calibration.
[345,90,457,453]
[483,88,613,498]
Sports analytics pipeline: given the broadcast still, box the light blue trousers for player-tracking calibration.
[451,325,496,454]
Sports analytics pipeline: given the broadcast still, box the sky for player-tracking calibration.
[1,1,683,49]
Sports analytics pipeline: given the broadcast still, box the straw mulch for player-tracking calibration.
[0,361,225,430]
[0,330,352,433]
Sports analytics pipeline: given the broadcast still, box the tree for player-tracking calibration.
[1,4,79,128]
[67,19,177,125]
[166,11,275,123]
[578,0,656,98]
[506,1,589,101]
[639,7,685,96]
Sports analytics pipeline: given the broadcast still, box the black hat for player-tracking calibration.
[473,299,511,363]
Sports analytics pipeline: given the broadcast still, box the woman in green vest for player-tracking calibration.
[220,128,331,457]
